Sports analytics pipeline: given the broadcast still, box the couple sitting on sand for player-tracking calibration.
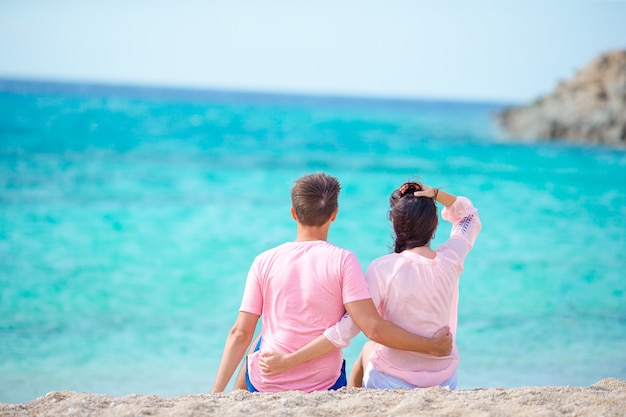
[211,172,481,393]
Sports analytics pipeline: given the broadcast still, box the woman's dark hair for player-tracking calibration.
[291,172,341,227]
[389,182,438,253]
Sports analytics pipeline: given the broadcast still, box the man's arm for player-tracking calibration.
[345,298,451,355]
[259,298,452,375]
[211,311,259,393]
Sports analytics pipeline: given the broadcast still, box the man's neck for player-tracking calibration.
[295,224,329,242]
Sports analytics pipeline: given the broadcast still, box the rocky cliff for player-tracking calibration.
[497,50,626,146]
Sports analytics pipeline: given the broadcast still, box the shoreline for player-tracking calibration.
[2,378,624,417]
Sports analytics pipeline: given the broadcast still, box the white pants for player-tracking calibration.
[362,362,458,390]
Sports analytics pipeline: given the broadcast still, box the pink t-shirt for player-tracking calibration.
[324,196,481,387]
[240,240,371,392]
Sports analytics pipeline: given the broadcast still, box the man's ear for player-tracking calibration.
[330,207,338,222]
[290,207,298,221]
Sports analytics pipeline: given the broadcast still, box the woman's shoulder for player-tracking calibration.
[368,252,403,269]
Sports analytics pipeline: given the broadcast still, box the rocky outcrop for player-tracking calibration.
[497,50,626,146]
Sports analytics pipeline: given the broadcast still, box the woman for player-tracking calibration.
[259,181,481,389]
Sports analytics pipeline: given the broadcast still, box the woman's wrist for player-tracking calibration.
[435,189,457,207]
[284,352,298,368]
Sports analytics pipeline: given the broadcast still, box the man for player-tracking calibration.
[211,172,451,393]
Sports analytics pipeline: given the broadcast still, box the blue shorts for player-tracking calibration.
[363,362,458,390]
[245,337,347,392]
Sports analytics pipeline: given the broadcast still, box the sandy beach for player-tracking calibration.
[2,378,624,417]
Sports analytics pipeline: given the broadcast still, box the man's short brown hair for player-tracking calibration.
[291,173,341,227]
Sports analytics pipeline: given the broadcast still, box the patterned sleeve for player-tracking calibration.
[440,196,481,264]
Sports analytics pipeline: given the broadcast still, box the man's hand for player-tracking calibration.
[258,350,292,376]
[431,326,453,357]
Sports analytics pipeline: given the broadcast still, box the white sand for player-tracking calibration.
[2,378,624,417]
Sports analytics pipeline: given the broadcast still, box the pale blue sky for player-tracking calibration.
[1,0,625,102]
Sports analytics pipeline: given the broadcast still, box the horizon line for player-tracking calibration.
[0,76,518,107]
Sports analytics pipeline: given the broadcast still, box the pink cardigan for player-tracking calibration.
[324,196,481,387]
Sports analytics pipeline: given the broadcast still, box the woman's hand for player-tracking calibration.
[414,184,438,199]
[258,350,292,376]
[416,185,457,207]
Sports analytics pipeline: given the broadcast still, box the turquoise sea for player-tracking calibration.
[1,80,625,404]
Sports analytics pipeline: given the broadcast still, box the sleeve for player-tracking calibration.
[323,313,361,348]
[440,196,482,265]
[364,262,385,313]
[321,251,371,348]
[340,251,372,304]
[239,257,264,315]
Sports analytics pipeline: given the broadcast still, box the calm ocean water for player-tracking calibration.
[1,80,625,404]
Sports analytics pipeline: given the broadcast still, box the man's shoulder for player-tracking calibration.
[322,240,354,253]
[254,242,290,260]
[254,241,357,263]
[320,242,362,265]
